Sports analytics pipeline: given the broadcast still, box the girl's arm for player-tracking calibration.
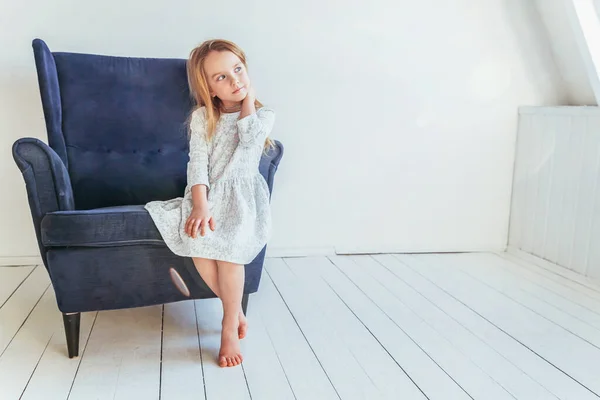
[186,108,215,237]
[237,87,275,147]
[188,109,210,206]
[190,184,208,208]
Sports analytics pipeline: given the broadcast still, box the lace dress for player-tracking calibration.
[145,106,275,265]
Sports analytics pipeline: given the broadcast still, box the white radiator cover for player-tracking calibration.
[509,106,600,279]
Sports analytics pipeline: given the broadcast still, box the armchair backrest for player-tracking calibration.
[33,39,278,210]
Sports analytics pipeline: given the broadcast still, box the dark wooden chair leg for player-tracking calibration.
[242,293,249,315]
[63,312,81,358]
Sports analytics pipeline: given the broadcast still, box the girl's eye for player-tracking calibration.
[217,75,226,81]
[235,66,242,73]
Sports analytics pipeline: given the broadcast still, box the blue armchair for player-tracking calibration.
[12,39,284,358]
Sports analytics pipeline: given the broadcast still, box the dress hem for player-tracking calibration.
[144,204,267,265]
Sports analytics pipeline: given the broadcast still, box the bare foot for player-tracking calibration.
[219,318,243,367]
[238,311,248,339]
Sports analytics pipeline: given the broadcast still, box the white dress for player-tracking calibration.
[144,106,275,265]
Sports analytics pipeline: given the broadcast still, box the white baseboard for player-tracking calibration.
[0,256,43,267]
[505,246,564,271]
[333,245,506,255]
[265,246,337,258]
[266,245,506,258]
[505,246,600,286]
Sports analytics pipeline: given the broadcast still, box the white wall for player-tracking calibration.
[1,0,565,261]
[509,106,600,280]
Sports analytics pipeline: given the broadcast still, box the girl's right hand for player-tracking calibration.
[185,206,216,238]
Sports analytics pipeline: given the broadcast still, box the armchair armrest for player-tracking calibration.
[12,138,74,261]
[13,137,74,213]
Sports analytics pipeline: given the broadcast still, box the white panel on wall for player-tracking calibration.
[509,106,600,279]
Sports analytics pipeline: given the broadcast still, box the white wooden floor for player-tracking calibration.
[1,252,600,400]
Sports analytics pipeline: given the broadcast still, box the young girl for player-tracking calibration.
[145,39,275,368]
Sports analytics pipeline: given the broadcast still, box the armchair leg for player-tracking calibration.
[242,293,249,315]
[63,312,81,358]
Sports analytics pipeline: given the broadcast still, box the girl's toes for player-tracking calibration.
[219,356,227,367]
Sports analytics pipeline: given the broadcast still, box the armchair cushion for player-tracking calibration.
[41,205,163,247]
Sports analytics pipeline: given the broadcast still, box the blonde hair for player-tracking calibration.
[186,39,274,151]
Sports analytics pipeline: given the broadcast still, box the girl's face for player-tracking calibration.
[203,50,250,107]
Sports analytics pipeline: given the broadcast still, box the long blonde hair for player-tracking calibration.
[186,39,274,150]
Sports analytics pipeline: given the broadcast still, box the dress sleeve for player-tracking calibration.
[236,107,275,147]
[187,108,210,189]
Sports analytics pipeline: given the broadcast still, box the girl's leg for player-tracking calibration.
[192,257,247,339]
[168,259,218,297]
[216,260,245,367]
[192,257,220,296]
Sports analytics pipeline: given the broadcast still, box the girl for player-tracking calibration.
[145,39,275,368]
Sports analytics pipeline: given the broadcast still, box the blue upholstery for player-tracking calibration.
[36,39,194,210]
[46,246,267,313]
[12,39,284,315]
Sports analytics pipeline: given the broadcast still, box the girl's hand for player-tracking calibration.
[240,83,257,120]
[185,206,216,238]
[244,83,256,103]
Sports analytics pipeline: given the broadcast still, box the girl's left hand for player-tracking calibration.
[240,83,257,119]
[244,83,256,102]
